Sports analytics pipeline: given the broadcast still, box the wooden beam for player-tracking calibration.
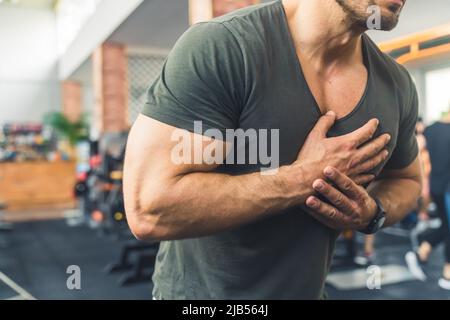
[378,23,450,65]
[397,43,450,65]
[378,23,450,52]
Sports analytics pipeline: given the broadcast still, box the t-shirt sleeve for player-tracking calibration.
[385,78,419,170]
[141,22,245,136]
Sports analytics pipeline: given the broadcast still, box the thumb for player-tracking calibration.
[314,111,336,137]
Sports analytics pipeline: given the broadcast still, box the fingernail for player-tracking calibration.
[326,111,335,117]
[314,181,324,190]
[386,134,391,142]
[374,119,379,125]
[384,150,389,157]
[307,197,318,207]
[324,167,334,177]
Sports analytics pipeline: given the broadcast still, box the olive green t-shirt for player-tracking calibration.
[142,0,418,299]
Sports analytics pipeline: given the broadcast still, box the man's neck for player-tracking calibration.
[283,0,365,72]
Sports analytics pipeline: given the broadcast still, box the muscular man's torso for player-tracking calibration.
[143,0,418,299]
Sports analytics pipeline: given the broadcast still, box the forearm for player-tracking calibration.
[368,177,421,227]
[130,164,312,240]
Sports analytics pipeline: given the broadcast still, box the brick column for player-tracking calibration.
[189,0,259,24]
[92,42,128,134]
[189,0,213,24]
[212,0,259,17]
[62,81,82,122]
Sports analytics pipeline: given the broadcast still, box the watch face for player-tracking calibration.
[377,216,386,229]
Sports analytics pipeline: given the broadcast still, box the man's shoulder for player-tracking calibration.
[168,20,242,64]
[174,0,278,54]
[364,34,415,93]
[171,1,280,68]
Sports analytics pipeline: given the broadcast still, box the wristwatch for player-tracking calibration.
[360,197,386,235]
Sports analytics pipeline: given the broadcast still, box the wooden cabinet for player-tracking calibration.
[0,161,76,210]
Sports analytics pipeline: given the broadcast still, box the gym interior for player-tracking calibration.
[1,0,450,301]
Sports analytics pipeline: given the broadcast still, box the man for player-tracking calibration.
[406,108,450,290]
[124,0,422,299]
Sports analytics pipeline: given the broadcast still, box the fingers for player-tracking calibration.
[312,179,355,215]
[305,196,351,229]
[303,205,337,229]
[343,119,379,147]
[323,167,363,199]
[352,133,391,166]
[313,111,337,137]
[350,149,390,176]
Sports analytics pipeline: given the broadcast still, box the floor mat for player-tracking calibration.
[327,265,416,290]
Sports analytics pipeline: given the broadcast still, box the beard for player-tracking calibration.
[335,0,401,31]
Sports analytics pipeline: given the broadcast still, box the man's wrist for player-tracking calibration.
[360,196,387,234]
[365,197,379,226]
[282,163,315,206]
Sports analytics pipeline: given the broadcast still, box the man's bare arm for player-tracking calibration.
[368,156,422,227]
[124,117,304,241]
[124,114,389,241]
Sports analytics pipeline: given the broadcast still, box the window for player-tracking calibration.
[425,67,450,123]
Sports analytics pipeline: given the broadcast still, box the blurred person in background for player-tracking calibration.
[406,107,450,290]
[416,117,432,222]
[354,234,376,266]
[405,118,432,227]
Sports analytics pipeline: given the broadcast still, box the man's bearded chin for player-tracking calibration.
[380,11,401,31]
[335,0,402,31]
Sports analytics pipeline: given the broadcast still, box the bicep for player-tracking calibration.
[124,115,231,192]
[378,154,422,184]
[385,79,419,170]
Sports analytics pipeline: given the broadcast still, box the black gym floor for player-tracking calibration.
[0,216,449,300]
[0,219,153,300]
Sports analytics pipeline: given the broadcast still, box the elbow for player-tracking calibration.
[126,202,173,242]
[124,175,182,241]
[410,175,423,212]
[128,216,158,241]
[415,173,424,200]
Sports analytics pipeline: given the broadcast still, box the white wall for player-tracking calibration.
[0,6,59,124]
[59,0,144,80]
